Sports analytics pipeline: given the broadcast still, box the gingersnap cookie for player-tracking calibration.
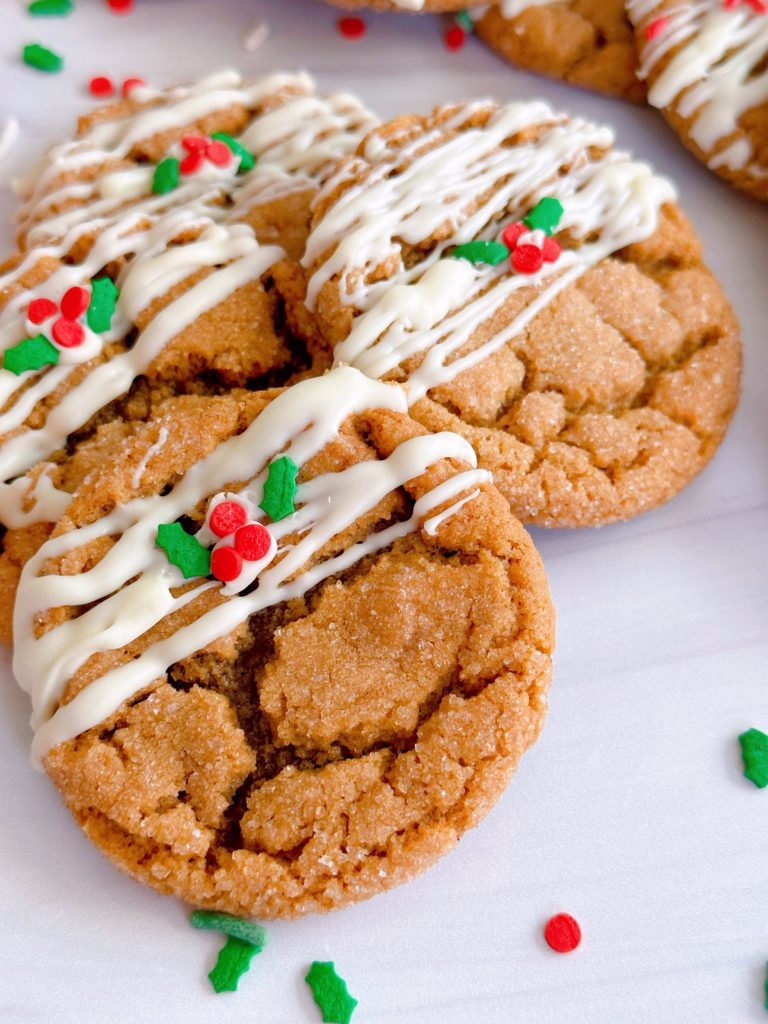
[13,367,554,918]
[627,0,768,200]
[295,100,742,527]
[475,0,646,102]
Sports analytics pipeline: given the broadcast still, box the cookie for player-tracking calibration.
[475,0,646,102]
[293,100,742,527]
[13,367,555,918]
[627,0,768,200]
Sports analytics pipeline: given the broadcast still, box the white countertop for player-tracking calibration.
[1,1,767,1022]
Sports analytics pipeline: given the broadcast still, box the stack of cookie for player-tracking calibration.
[0,69,740,918]
[323,0,768,202]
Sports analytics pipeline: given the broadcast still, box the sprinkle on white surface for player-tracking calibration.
[242,17,270,53]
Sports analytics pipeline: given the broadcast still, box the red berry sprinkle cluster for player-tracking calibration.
[179,135,234,175]
[208,499,274,584]
[502,222,562,275]
[28,286,90,348]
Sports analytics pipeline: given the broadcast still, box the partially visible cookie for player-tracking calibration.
[475,0,646,102]
[627,0,768,200]
[13,367,554,918]
[324,0,484,11]
[292,100,742,527]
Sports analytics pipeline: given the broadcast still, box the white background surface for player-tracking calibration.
[1,1,767,1022]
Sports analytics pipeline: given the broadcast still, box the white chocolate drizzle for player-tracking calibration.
[12,368,485,761]
[627,0,768,175]
[303,100,675,402]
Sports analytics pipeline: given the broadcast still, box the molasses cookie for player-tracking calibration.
[13,367,555,918]
[295,100,742,527]
[475,0,646,102]
[627,0,768,200]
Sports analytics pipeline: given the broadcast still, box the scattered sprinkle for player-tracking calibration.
[60,285,90,320]
[524,196,564,235]
[211,545,244,583]
[22,42,63,72]
[444,25,466,50]
[235,523,271,562]
[27,0,74,15]
[89,75,116,98]
[512,243,543,275]
[121,76,145,98]
[0,117,20,168]
[27,296,58,324]
[151,156,180,195]
[453,239,510,266]
[208,936,260,994]
[2,334,59,375]
[338,16,366,39]
[242,16,270,53]
[211,131,255,174]
[52,316,85,348]
[86,276,119,332]
[544,913,582,953]
[454,9,474,32]
[645,16,668,39]
[259,456,299,522]
[739,728,768,788]
[156,522,211,579]
[305,961,358,1024]
[190,910,267,949]
[210,499,248,538]
[106,0,133,12]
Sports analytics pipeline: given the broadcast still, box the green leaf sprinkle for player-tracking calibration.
[739,728,768,789]
[151,157,180,195]
[156,522,211,579]
[86,276,119,333]
[259,455,298,522]
[2,334,60,375]
[452,240,510,266]
[190,910,266,949]
[524,196,564,236]
[208,936,260,994]
[28,0,74,15]
[454,9,474,31]
[305,961,358,1024]
[22,42,63,72]
[211,131,255,174]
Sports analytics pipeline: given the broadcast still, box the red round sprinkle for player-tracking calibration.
[180,151,204,175]
[502,221,527,249]
[27,297,58,325]
[89,75,115,98]
[544,913,581,953]
[542,236,562,263]
[645,16,668,39]
[444,25,466,50]
[338,15,366,39]
[52,317,85,348]
[211,545,243,583]
[181,134,209,153]
[60,285,90,320]
[106,0,133,12]
[121,76,145,98]
[206,140,232,167]
[235,522,271,562]
[512,244,544,274]
[209,500,248,539]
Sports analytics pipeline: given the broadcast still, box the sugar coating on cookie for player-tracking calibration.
[294,100,742,527]
[627,0,768,199]
[476,0,647,103]
[12,367,554,918]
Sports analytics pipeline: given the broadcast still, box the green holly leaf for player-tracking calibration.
[208,936,260,994]
[2,334,60,375]
[152,156,180,195]
[156,522,211,579]
[22,42,63,72]
[452,240,510,266]
[86,277,119,333]
[739,728,768,788]
[190,910,266,949]
[305,961,358,1024]
[28,0,74,15]
[524,196,564,236]
[259,455,298,522]
[211,131,256,174]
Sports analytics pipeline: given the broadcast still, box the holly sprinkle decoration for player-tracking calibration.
[723,0,767,12]
[259,456,299,522]
[155,522,211,579]
[305,961,358,1024]
[739,728,768,788]
[151,134,255,195]
[3,279,119,376]
[452,196,565,277]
